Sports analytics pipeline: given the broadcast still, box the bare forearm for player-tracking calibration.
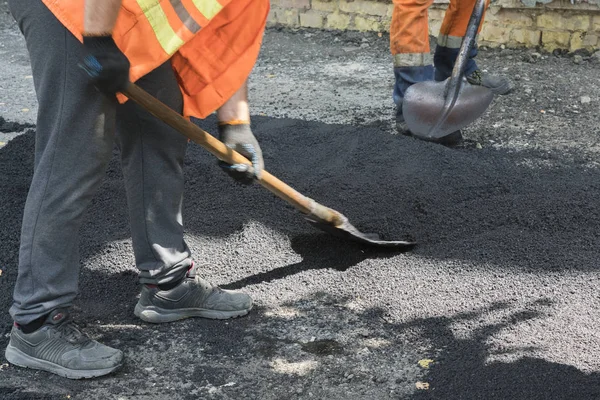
[84,0,123,35]
[217,81,250,123]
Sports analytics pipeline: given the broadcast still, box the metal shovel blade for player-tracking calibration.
[305,213,416,249]
[403,80,494,139]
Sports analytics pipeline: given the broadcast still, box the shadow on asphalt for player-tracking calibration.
[221,233,405,290]
[403,298,600,400]
[256,294,600,400]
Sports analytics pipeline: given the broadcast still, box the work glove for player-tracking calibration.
[218,122,264,185]
[79,35,130,95]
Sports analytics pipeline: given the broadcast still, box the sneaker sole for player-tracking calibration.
[5,345,122,380]
[134,303,251,323]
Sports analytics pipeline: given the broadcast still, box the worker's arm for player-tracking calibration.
[217,82,251,123]
[84,0,123,35]
[216,81,264,184]
[80,0,130,95]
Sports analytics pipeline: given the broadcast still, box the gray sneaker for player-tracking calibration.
[467,69,513,95]
[5,309,123,379]
[134,266,253,323]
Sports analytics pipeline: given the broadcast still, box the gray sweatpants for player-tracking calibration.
[9,0,193,324]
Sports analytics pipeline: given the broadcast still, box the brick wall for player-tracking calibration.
[268,0,600,51]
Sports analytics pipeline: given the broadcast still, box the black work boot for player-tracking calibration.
[467,69,512,95]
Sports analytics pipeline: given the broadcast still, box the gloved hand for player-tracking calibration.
[218,122,264,185]
[79,35,130,95]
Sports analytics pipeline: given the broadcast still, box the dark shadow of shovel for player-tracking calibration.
[402,0,494,140]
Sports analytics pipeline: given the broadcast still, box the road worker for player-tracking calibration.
[5,0,269,379]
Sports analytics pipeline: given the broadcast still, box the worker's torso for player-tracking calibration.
[43,0,270,118]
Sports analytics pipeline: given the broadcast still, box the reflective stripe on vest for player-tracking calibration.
[170,0,201,33]
[191,0,223,19]
[136,0,224,56]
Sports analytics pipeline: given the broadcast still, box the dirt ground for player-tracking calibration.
[2,3,600,400]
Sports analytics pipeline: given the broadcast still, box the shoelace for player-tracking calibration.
[56,320,91,345]
[467,70,483,85]
[191,274,224,294]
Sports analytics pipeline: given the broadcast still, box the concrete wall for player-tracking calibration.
[268,0,600,51]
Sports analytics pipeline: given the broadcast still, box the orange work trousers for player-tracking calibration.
[390,0,490,67]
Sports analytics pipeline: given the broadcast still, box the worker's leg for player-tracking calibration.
[6,0,123,379]
[9,0,117,325]
[390,0,435,108]
[434,0,486,80]
[115,62,192,288]
[434,0,511,94]
[116,65,253,324]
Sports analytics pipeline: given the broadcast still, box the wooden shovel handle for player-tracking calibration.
[122,82,343,225]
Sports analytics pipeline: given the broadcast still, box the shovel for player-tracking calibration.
[123,83,415,249]
[402,0,493,140]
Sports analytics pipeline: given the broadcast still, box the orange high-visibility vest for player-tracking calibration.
[43,0,269,118]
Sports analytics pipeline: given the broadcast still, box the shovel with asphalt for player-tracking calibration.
[402,0,493,140]
[122,83,415,249]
